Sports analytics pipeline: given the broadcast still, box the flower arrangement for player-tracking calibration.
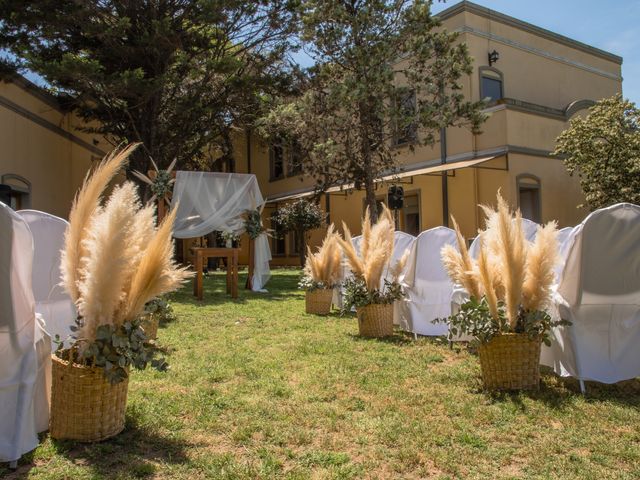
[59,144,192,383]
[131,157,176,204]
[300,224,343,291]
[220,229,240,247]
[338,206,408,311]
[438,193,568,389]
[439,194,565,345]
[244,208,266,240]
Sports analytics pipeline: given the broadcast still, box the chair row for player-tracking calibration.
[391,203,640,389]
[0,205,75,464]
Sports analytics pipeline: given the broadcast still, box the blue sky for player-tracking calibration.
[431,0,640,104]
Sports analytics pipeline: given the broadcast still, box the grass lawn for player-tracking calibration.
[4,269,640,479]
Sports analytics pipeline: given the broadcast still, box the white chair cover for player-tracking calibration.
[18,210,76,347]
[541,203,640,383]
[0,203,51,463]
[397,227,457,336]
[170,171,271,291]
[388,232,415,325]
[554,226,575,281]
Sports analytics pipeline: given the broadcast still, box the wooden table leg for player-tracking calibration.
[232,250,238,298]
[196,250,204,301]
[226,254,231,294]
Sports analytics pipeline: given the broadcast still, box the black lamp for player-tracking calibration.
[488,50,499,66]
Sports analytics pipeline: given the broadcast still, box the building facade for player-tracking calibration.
[251,1,623,266]
[0,1,623,268]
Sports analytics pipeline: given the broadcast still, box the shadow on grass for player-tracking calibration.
[347,332,414,345]
[51,410,190,479]
[480,369,640,411]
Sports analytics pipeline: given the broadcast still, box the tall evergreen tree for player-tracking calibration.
[0,0,298,176]
[261,0,485,221]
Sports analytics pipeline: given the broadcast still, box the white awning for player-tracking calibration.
[266,155,503,203]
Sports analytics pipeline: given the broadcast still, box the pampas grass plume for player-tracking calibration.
[523,222,559,311]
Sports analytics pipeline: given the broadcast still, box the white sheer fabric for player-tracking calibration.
[0,203,51,463]
[541,203,640,383]
[397,227,458,336]
[554,226,575,281]
[18,210,76,347]
[171,171,271,291]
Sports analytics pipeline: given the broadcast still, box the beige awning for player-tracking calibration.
[267,155,503,202]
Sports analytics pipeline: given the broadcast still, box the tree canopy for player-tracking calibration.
[0,0,298,177]
[554,94,640,209]
[260,0,486,221]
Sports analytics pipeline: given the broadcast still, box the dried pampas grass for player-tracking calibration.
[441,192,559,330]
[62,144,138,302]
[304,224,344,288]
[338,205,397,292]
[61,144,192,346]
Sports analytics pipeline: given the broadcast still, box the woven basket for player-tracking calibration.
[356,303,394,337]
[305,288,333,315]
[478,334,542,390]
[142,313,159,340]
[50,355,129,442]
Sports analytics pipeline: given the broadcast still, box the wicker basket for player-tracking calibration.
[305,288,333,315]
[142,313,159,340]
[478,334,542,390]
[356,303,394,337]
[50,354,129,442]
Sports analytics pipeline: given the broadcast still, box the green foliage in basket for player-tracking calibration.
[298,276,331,292]
[55,317,168,385]
[342,276,404,311]
[434,296,570,346]
[144,297,178,325]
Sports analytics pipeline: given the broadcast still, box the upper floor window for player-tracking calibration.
[269,140,285,181]
[394,89,417,146]
[517,174,541,223]
[288,140,304,177]
[479,67,503,103]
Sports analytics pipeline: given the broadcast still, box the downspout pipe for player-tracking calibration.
[440,126,449,227]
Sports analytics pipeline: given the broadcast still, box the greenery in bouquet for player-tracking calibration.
[338,205,408,311]
[131,157,176,203]
[300,224,343,291]
[244,208,266,240]
[438,193,569,345]
[144,297,178,325]
[59,144,192,384]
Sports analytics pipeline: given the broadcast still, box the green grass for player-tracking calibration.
[4,269,640,479]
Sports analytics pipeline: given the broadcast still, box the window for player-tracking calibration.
[270,211,286,255]
[289,231,302,256]
[402,193,420,236]
[517,175,541,223]
[479,67,503,103]
[394,89,417,145]
[0,174,31,210]
[288,140,303,177]
[269,140,285,181]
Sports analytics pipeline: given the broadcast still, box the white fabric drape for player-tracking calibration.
[397,227,458,336]
[18,210,76,347]
[541,203,640,383]
[171,171,271,291]
[0,203,51,463]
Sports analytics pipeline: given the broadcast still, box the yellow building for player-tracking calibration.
[246,1,623,266]
[0,1,623,270]
[0,75,107,219]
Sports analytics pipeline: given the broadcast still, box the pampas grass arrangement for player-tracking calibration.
[440,192,564,344]
[302,224,344,289]
[59,143,191,370]
[339,205,407,310]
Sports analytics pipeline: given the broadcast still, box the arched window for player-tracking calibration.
[516,174,541,223]
[0,174,31,210]
[479,67,504,103]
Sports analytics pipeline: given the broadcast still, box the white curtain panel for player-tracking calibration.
[541,203,640,383]
[397,227,458,336]
[18,210,76,347]
[171,171,271,291]
[0,203,51,463]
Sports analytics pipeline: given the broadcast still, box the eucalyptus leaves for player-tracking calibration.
[244,209,266,240]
